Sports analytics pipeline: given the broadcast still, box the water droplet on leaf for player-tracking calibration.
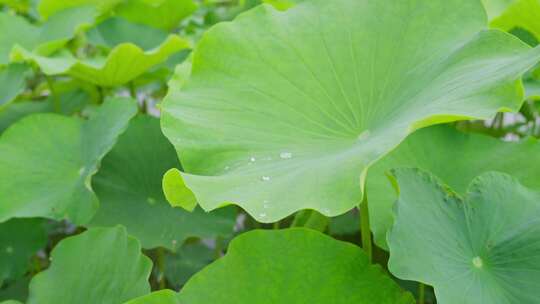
[472,256,483,268]
[261,176,271,181]
[279,152,292,159]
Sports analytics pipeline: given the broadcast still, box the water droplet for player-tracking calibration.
[224,166,230,171]
[279,152,292,159]
[472,256,483,268]
[250,157,256,162]
[358,130,371,141]
[147,197,156,205]
[78,167,85,176]
[263,200,270,209]
[259,213,267,218]
[171,240,178,246]
[261,176,271,181]
[5,246,13,254]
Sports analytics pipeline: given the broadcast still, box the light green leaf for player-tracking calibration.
[262,0,301,10]
[0,301,23,304]
[27,226,152,304]
[0,64,32,108]
[122,290,179,304]
[162,168,197,211]
[161,0,540,222]
[38,0,121,19]
[87,17,169,50]
[0,219,47,285]
[115,0,197,31]
[388,168,540,304]
[15,35,190,87]
[367,125,540,249]
[0,98,137,224]
[488,0,540,40]
[89,115,236,250]
[0,7,95,65]
[178,228,414,303]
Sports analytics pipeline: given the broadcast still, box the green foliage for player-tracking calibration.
[1,0,540,303]
[0,64,32,108]
[388,168,540,303]
[88,115,236,249]
[0,98,137,224]
[368,125,540,249]
[162,0,540,223]
[27,226,152,304]
[15,35,189,87]
[178,229,415,303]
[0,7,96,64]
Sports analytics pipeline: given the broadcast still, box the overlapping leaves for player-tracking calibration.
[388,169,540,303]
[367,125,540,248]
[89,116,236,249]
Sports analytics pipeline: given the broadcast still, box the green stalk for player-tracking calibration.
[418,283,425,304]
[360,189,372,263]
[45,75,60,113]
[156,247,166,289]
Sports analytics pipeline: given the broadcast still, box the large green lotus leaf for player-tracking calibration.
[87,17,169,50]
[0,64,32,108]
[0,219,47,285]
[38,0,121,19]
[0,98,137,224]
[367,125,540,249]
[161,0,540,222]
[115,0,197,31]
[0,7,95,65]
[388,168,540,304]
[122,290,180,304]
[27,226,152,304]
[0,301,22,304]
[15,35,189,87]
[89,115,236,250]
[178,228,414,303]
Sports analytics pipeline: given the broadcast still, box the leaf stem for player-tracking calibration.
[273,221,280,229]
[156,247,166,289]
[418,282,425,304]
[45,75,60,113]
[360,189,372,263]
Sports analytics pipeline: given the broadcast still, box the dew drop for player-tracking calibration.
[224,166,230,171]
[259,213,267,218]
[78,167,85,176]
[5,246,13,254]
[261,176,271,181]
[147,197,157,205]
[279,152,292,159]
[171,240,178,246]
[263,200,270,209]
[472,256,483,268]
[250,157,256,162]
[357,130,371,141]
